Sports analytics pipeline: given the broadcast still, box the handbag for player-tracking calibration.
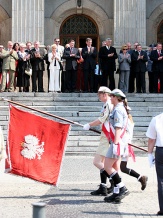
[25,68,32,76]
[25,60,32,76]
[77,56,84,64]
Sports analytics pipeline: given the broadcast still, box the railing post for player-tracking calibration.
[32,202,46,218]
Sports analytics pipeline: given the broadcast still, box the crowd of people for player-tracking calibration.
[0,38,162,93]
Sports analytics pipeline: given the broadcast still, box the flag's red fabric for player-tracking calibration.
[6,105,70,185]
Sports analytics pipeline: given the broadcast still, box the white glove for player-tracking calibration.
[148,153,155,167]
[83,123,90,130]
[113,143,118,155]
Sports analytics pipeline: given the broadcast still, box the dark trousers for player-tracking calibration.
[47,67,50,92]
[128,69,136,93]
[155,147,163,212]
[32,70,44,92]
[83,68,94,92]
[61,70,66,92]
[101,70,115,90]
[94,74,102,92]
[66,69,77,92]
[136,71,146,93]
[148,71,154,93]
[153,71,163,93]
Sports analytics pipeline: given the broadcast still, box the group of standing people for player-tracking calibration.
[119,42,163,94]
[0,41,45,93]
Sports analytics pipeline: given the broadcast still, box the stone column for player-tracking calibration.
[114,0,146,47]
[12,0,44,44]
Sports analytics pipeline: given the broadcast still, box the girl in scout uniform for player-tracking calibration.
[120,103,148,191]
[83,86,113,196]
[103,89,130,203]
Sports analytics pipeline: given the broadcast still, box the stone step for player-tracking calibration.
[0,93,162,155]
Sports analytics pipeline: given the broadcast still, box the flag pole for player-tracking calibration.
[1,97,101,134]
[1,97,148,152]
[128,143,148,152]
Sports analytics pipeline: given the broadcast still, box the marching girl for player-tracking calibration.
[103,89,130,203]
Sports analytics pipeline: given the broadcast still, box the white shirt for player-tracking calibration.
[146,113,163,147]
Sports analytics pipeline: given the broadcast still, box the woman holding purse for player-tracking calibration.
[17,43,31,92]
[48,44,61,93]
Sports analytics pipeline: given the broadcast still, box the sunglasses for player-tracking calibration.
[123,49,128,50]
[55,41,60,42]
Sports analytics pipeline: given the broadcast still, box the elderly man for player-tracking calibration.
[0,41,18,92]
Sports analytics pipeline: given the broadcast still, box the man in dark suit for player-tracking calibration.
[30,41,46,92]
[128,42,139,93]
[131,44,148,93]
[150,42,163,93]
[62,39,80,92]
[82,38,97,92]
[99,38,117,90]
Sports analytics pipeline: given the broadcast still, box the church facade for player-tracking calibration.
[0,0,162,48]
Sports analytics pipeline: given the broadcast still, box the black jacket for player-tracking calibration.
[62,47,80,71]
[82,47,97,70]
[131,50,148,72]
[98,46,117,71]
[150,49,163,72]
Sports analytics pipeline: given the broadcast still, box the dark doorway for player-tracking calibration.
[60,14,99,49]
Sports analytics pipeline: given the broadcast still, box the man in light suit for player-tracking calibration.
[0,41,18,92]
[99,38,117,90]
[62,39,80,92]
[82,38,97,92]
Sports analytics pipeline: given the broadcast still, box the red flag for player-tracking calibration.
[6,105,70,185]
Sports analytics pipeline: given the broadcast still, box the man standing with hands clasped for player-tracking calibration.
[146,113,163,216]
[82,38,97,93]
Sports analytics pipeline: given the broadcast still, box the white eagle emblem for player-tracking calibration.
[21,135,44,160]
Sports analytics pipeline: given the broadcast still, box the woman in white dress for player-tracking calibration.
[48,44,61,92]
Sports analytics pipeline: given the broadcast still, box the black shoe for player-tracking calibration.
[104,193,118,203]
[90,184,107,196]
[104,186,129,203]
[139,176,148,190]
[157,211,163,216]
[115,186,129,201]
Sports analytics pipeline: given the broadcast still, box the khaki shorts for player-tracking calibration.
[96,134,110,156]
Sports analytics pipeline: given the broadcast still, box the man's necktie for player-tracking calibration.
[158,50,160,57]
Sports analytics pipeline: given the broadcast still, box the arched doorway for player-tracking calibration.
[157,20,163,44]
[60,15,99,49]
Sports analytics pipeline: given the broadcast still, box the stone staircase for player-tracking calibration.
[0,92,163,156]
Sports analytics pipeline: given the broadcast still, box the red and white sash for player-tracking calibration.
[102,120,135,160]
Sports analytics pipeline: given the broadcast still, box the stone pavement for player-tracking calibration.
[0,155,160,218]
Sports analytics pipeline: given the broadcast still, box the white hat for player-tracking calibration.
[111,89,126,98]
[98,86,111,93]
